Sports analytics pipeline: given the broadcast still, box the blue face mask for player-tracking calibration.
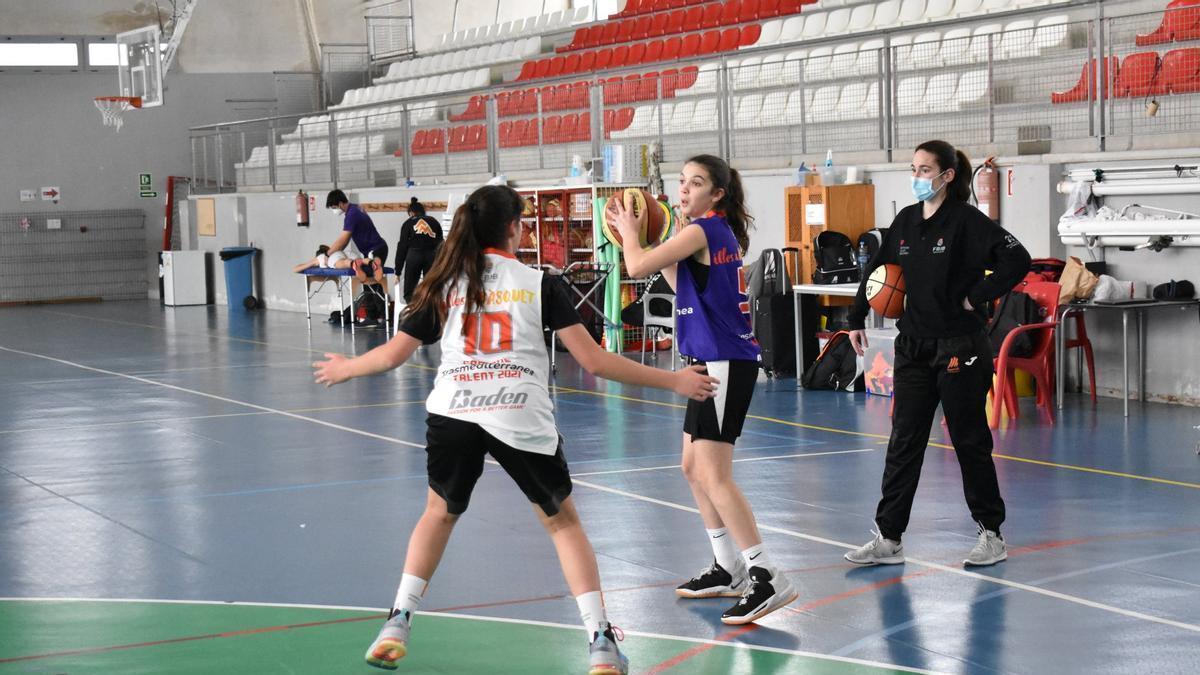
[910,170,948,202]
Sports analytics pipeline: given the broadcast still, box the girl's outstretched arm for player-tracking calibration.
[557,324,717,400]
[313,331,423,386]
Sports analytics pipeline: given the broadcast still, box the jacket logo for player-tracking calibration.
[947,356,961,373]
[965,356,978,366]
[898,238,909,256]
[932,237,946,254]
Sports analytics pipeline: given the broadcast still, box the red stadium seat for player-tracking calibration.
[542,115,562,143]
[563,53,582,74]
[679,33,702,57]
[638,70,661,100]
[517,61,536,81]
[1135,0,1200,46]
[611,44,631,67]
[760,0,781,17]
[1161,47,1200,93]
[1051,57,1119,104]
[666,8,688,34]
[600,22,620,45]
[579,50,597,72]
[644,39,664,62]
[719,0,741,26]
[661,36,683,60]
[533,59,551,79]
[633,16,653,40]
[627,42,647,64]
[742,0,762,20]
[595,48,614,70]
[703,29,726,54]
[684,6,705,31]
[498,120,514,147]
[1113,52,1161,97]
[649,12,670,37]
[739,23,762,47]
[546,56,566,78]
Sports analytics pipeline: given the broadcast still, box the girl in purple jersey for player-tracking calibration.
[610,155,797,625]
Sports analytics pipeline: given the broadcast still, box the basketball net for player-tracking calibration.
[94,96,142,132]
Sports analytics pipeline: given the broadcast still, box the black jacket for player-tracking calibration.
[395,216,443,268]
[849,199,1031,337]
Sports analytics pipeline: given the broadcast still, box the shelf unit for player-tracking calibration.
[784,182,875,308]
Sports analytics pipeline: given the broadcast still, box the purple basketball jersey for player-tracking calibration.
[674,215,760,362]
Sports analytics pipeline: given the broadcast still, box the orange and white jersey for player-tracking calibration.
[426,250,557,454]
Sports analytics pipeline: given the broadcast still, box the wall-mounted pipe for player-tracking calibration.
[1057,180,1200,196]
[1060,235,1200,247]
[1058,218,1200,237]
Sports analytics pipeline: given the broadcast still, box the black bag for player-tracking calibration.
[329,290,388,325]
[812,231,859,285]
[801,331,863,391]
[750,248,801,377]
[1152,279,1195,300]
[986,290,1042,357]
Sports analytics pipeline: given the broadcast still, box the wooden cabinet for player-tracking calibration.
[784,182,875,306]
[514,186,599,270]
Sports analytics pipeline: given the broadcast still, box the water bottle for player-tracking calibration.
[821,149,835,185]
[857,240,870,279]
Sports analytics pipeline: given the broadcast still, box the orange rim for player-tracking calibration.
[94,96,143,108]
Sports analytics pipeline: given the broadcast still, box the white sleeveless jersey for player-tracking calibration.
[426,251,558,454]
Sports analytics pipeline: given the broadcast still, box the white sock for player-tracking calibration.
[706,527,741,572]
[740,543,775,574]
[391,573,428,622]
[575,591,607,642]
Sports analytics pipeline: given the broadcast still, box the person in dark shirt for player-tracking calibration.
[325,189,389,282]
[395,197,444,302]
[844,140,1031,569]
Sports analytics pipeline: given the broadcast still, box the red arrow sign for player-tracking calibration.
[45,189,59,198]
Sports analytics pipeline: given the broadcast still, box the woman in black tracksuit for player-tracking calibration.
[395,197,444,302]
[845,140,1031,568]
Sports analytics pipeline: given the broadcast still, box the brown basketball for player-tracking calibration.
[601,188,672,250]
[865,264,906,318]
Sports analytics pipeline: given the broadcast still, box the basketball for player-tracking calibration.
[865,264,906,318]
[601,188,673,250]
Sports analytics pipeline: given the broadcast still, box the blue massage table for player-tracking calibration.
[299,266,394,335]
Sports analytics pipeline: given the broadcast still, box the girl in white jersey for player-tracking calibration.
[609,155,797,625]
[314,185,717,674]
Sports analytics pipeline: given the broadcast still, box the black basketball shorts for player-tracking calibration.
[683,358,758,444]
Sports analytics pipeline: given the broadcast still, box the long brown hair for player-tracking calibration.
[915,140,973,203]
[684,154,754,252]
[405,185,524,332]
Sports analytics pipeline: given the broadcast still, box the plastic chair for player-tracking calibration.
[1062,311,1097,404]
[640,292,677,367]
[990,281,1061,428]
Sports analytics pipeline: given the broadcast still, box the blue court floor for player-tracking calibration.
[1,301,1198,674]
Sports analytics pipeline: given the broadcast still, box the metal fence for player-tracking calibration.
[191,5,1200,193]
[0,210,147,303]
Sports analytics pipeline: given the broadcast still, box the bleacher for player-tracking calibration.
[231,0,1200,188]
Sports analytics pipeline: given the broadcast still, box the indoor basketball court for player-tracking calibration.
[3,1,1199,674]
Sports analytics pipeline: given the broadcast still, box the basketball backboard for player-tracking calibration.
[117,25,163,108]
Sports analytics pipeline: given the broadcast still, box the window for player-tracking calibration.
[0,42,79,67]
[87,42,120,67]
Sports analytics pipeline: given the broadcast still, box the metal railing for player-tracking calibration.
[190,3,1200,193]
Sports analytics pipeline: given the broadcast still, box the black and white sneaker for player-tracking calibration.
[675,559,748,598]
[720,566,798,625]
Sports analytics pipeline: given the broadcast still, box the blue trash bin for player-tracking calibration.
[219,246,259,309]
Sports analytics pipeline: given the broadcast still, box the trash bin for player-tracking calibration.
[219,246,259,309]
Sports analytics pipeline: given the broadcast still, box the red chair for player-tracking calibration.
[429,128,446,154]
[680,33,702,57]
[990,281,1061,428]
[742,0,762,19]
[650,12,671,36]
[583,25,604,49]
[559,114,580,143]
[542,115,562,143]
[700,3,723,29]
[739,23,762,47]
[702,29,726,54]
[497,120,514,147]
[1162,47,1200,93]
[1135,0,1200,46]
[1050,57,1119,104]
[547,56,566,78]
[644,39,664,63]
[579,50,597,73]
[633,15,653,40]
[601,22,621,45]
[611,44,631,67]
[517,61,537,81]
[638,70,661,99]
[1062,312,1097,404]
[558,28,584,53]
[720,0,741,26]
[621,0,643,17]
[627,42,647,64]
[411,129,428,155]
[563,52,582,75]
[684,6,705,31]
[760,0,781,17]
[622,73,642,102]
[568,81,591,109]
[595,48,614,70]
[667,8,688,34]
[470,125,487,151]
[616,18,638,42]
[662,36,683,59]
[520,88,539,115]
[533,58,552,79]
[610,107,636,134]
[1113,52,1161,97]
[448,125,469,152]
[780,0,805,13]
[576,111,592,142]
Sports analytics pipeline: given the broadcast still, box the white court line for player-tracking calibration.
[571,478,1200,636]
[0,345,424,449]
[0,598,944,675]
[571,447,877,477]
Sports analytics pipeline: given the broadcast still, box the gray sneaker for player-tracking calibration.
[365,612,411,670]
[588,622,629,675]
[845,530,905,565]
[964,526,1007,566]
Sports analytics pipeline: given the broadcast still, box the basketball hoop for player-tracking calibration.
[94,96,142,132]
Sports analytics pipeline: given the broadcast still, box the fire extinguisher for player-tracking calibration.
[296,189,310,227]
[972,157,1000,222]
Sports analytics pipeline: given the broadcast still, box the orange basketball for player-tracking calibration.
[865,264,906,318]
[601,188,672,250]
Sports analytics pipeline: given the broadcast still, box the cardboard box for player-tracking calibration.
[863,327,899,397]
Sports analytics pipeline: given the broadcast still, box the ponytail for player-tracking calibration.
[405,185,523,332]
[408,196,426,217]
[684,154,754,252]
[915,140,972,203]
